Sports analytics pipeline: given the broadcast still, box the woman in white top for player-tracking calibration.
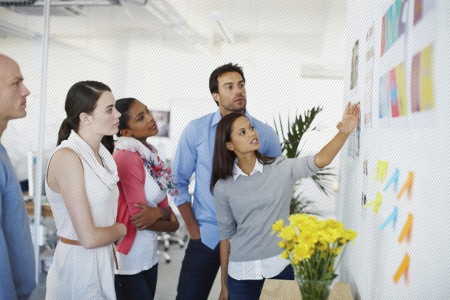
[113,98,179,300]
[45,81,127,300]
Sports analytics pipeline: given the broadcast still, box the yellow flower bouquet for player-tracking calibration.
[272,214,358,300]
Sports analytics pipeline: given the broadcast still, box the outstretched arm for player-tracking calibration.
[314,102,360,168]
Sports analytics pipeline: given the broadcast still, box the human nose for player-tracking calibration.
[22,84,30,97]
[114,108,121,118]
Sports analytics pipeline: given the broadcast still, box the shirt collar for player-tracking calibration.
[232,158,264,181]
[211,108,253,127]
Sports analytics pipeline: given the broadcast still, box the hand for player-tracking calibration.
[336,102,360,135]
[169,208,178,223]
[219,286,229,300]
[131,204,162,230]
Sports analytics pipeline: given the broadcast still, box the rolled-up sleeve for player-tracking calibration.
[290,155,321,181]
[214,182,237,240]
[114,150,146,217]
[172,121,197,207]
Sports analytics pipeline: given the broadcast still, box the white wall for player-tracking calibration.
[0,36,344,217]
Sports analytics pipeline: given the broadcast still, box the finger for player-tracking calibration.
[344,102,351,115]
[134,203,145,209]
[130,214,143,222]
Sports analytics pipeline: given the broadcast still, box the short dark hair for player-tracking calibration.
[209,63,245,106]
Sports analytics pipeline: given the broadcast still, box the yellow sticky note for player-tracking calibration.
[363,191,383,213]
[393,253,410,284]
[420,45,435,110]
[396,63,408,116]
[369,160,389,182]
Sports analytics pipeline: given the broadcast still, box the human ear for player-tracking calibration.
[226,142,234,151]
[120,129,132,137]
[212,93,220,104]
[79,112,92,125]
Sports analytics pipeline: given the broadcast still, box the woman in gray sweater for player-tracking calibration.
[211,102,359,300]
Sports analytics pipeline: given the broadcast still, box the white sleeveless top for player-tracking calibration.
[45,131,119,300]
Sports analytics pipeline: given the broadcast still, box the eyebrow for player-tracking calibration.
[105,104,114,110]
[222,80,244,87]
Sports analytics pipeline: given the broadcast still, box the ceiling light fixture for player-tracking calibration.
[211,10,234,44]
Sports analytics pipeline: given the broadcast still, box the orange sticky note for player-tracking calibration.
[363,191,383,213]
[397,172,414,200]
[398,214,413,244]
[393,253,410,284]
[369,160,389,182]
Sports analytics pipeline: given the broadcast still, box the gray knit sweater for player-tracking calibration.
[213,155,320,262]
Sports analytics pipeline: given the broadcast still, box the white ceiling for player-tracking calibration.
[0,0,347,74]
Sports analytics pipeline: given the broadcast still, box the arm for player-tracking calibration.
[172,122,201,239]
[314,102,360,168]
[115,151,164,230]
[50,148,126,249]
[145,207,179,232]
[219,239,230,300]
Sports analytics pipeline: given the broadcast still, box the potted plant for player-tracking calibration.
[273,107,336,215]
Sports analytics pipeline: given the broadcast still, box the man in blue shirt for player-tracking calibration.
[173,63,281,300]
[0,54,36,299]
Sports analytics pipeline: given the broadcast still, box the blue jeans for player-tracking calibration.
[176,239,221,300]
[115,263,158,300]
[227,264,295,300]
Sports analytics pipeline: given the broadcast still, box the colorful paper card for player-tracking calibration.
[384,168,399,192]
[398,214,413,244]
[363,191,383,213]
[420,45,435,110]
[393,253,410,284]
[370,160,389,182]
[395,63,408,116]
[380,207,398,230]
[397,172,414,200]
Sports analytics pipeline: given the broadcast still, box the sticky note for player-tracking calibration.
[396,63,408,116]
[420,45,435,110]
[384,168,399,192]
[397,172,414,200]
[380,207,398,230]
[393,253,410,284]
[363,191,383,213]
[370,160,389,182]
[398,214,413,244]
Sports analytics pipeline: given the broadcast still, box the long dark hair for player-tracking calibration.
[211,113,276,192]
[115,98,137,137]
[57,81,114,153]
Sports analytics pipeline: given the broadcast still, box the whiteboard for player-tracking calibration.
[337,1,450,299]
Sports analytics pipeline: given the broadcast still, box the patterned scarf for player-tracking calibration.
[115,136,178,196]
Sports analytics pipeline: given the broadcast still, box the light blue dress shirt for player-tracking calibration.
[0,143,36,300]
[172,109,281,249]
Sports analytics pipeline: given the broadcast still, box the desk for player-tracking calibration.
[260,280,352,300]
[25,200,53,218]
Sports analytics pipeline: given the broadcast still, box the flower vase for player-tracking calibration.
[296,278,333,300]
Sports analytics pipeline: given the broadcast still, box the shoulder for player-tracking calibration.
[213,177,232,195]
[52,147,81,165]
[188,112,215,127]
[113,150,144,172]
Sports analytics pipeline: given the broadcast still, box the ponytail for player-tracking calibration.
[57,117,76,146]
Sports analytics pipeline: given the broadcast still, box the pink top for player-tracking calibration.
[114,150,168,255]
